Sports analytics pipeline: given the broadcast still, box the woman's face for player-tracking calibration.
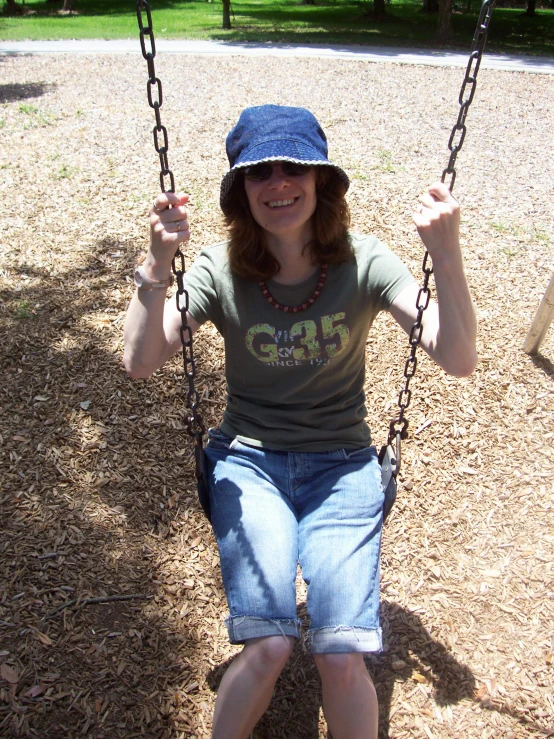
[243,163,317,243]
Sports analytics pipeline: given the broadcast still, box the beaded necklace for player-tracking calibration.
[259,264,328,313]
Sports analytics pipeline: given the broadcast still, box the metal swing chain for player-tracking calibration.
[387,0,496,471]
[136,0,206,478]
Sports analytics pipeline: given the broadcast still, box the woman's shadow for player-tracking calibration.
[207,598,476,738]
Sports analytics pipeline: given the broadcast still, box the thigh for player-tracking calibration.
[298,447,384,636]
[205,430,299,622]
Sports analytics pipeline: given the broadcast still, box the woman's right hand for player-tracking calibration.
[123,191,193,378]
[146,191,190,277]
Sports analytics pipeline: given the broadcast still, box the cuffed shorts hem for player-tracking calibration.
[226,615,302,644]
[307,625,383,654]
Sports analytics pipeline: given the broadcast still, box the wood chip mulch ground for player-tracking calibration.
[0,51,553,739]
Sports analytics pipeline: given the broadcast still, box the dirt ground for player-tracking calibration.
[0,50,553,739]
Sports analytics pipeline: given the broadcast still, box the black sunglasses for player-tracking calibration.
[242,162,313,182]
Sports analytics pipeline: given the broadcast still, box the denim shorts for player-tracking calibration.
[204,428,385,654]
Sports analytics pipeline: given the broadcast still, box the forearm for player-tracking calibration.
[409,182,477,377]
[426,251,477,376]
[123,288,174,378]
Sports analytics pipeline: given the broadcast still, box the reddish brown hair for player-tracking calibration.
[225,166,352,281]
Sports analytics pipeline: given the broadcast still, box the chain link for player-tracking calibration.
[388,0,496,464]
[441,0,496,191]
[136,0,206,474]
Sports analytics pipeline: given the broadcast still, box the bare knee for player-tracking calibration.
[243,635,294,678]
[314,652,367,688]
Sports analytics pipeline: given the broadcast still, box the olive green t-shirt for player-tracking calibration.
[182,233,415,452]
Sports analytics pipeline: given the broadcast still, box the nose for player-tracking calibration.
[267,163,290,189]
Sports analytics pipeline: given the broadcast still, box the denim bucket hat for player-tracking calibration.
[220,104,350,215]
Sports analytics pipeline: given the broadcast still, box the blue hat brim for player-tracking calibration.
[220,155,350,215]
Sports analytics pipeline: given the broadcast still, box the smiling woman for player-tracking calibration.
[123,102,477,738]
[222,109,352,282]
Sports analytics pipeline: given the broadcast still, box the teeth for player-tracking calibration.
[268,198,295,208]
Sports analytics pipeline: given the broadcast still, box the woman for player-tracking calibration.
[124,104,477,739]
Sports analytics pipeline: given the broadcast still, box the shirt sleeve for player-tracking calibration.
[180,248,225,332]
[356,234,416,311]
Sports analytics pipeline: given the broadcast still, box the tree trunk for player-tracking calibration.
[373,0,387,17]
[3,0,21,14]
[525,0,536,15]
[436,0,454,44]
[222,0,231,29]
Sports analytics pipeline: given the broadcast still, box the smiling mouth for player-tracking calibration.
[266,197,297,209]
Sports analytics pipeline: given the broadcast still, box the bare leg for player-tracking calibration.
[314,653,378,739]
[212,635,294,739]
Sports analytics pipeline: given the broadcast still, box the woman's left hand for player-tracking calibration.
[413,182,460,263]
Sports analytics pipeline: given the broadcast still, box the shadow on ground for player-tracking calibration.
[206,599,477,739]
[0,236,224,737]
[529,351,554,378]
[0,81,57,103]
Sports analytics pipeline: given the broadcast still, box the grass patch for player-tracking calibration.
[0,0,553,55]
[53,163,77,179]
[12,299,33,319]
[490,221,511,233]
[376,148,395,173]
[533,228,550,243]
[19,102,38,113]
[17,101,55,126]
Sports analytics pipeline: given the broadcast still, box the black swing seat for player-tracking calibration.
[379,443,398,522]
[197,443,397,525]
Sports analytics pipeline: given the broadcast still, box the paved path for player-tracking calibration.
[1,39,554,74]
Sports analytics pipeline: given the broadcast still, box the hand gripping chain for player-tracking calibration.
[136,0,206,485]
